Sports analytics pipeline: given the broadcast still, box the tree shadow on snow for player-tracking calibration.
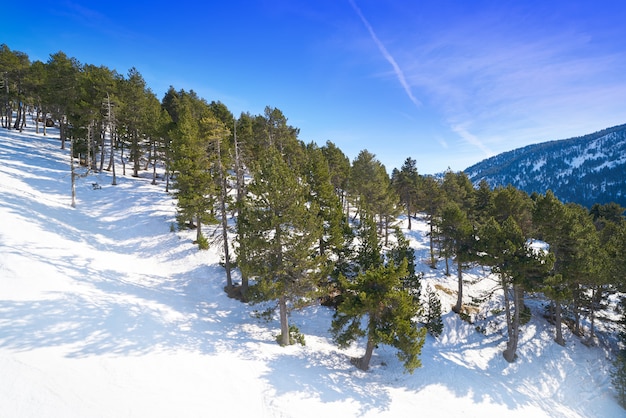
[255,306,394,415]
[0,260,259,358]
[406,311,591,418]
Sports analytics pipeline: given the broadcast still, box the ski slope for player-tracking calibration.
[0,121,622,417]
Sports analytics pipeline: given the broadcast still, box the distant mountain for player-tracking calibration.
[465,124,626,208]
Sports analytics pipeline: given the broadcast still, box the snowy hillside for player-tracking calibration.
[465,124,626,207]
[0,122,623,417]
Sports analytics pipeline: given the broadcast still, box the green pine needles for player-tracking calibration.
[331,258,426,373]
[424,285,443,337]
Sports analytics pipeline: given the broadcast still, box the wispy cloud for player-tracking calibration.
[401,10,626,156]
[348,0,421,108]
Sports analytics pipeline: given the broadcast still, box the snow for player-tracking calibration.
[0,121,623,417]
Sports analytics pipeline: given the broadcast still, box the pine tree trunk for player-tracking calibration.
[429,219,436,269]
[407,204,412,230]
[110,130,117,186]
[151,139,157,185]
[99,124,106,172]
[60,117,66,150]
[355,337,376,371]
[121,141,126,176]
[42,107,47,136]
[233,125,248,298]
[217,140,232,292]
[503,284,522,362]
[87,123,93,170]
[453,257,463,314]
[384,215,390,246]
[13,102,21,130]
[196,214,202,243]
[589,286,602,342]
[145,141,152,171]
[573,287,582,336]
[278,295,290,346]
[18,104,26,131]
[554,300,565,346]
[132,131,140,177]
[70,137,76,208]
[7,103,13,129]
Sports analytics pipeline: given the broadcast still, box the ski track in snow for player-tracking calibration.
[0,120,623,417]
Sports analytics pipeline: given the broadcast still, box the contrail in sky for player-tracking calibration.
[451,124,493,157]
[348,0,421,107]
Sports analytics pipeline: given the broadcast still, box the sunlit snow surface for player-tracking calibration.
[0,121,622,417]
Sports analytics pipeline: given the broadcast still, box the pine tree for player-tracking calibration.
[356,210,383,272]
[439,201,474,314]
[332,212,426,373]
[237,147,324,346]
[416,175,444,269]
[534,191,601,344]
[424,285,443,337]
[199,113,232,290]
[169,99,216,244]
[478,215,553,362]
[388,227,421,302]
[321,140,351,214]
[392,157,419,229]
[303,143,347,258]
[331,257,426,373]
[349,150,389,220]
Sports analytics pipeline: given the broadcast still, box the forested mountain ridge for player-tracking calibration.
[465,124,626,208]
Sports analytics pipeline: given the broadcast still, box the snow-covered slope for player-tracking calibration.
[0,122,623,417]
[465,124,626,207]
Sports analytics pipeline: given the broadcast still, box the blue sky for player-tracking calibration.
[4,0,626,174]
